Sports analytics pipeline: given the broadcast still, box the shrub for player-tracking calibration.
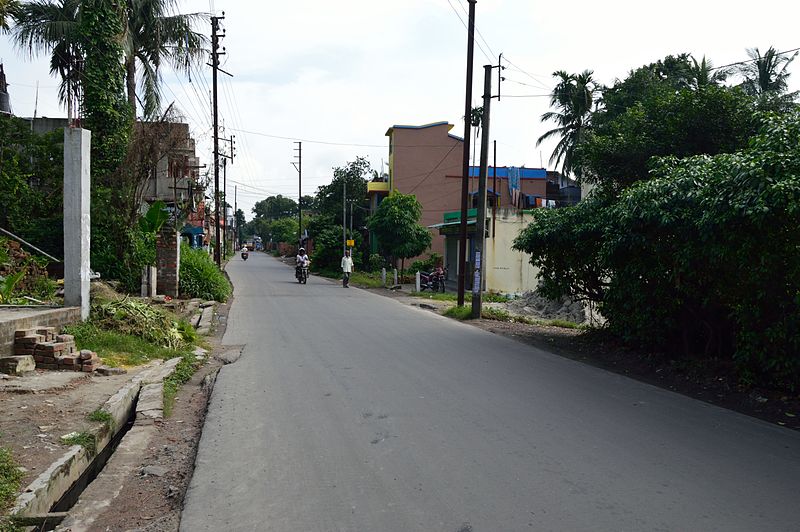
[515,110,800,386]
[408,252,443,274]
[367,253,385,272]
[180,244,231,302]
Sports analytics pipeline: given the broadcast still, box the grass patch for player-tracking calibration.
[348,272,386,288]
[443,305,475,320]
[87,409,114,430]
[410,291,509,303]
[163,351,198,417]
[480,306,585,329]
[63,321,194,368]
[0,447,23,514]
[60,431,97,456]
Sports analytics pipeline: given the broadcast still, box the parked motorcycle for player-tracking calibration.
[241,250,249,261]
[295,265,309,284]
[420,267,446,292]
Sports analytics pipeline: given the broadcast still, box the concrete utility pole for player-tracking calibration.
[63,127,91,320]
[457,0,477,307]
[472,64,493,318]
[234,185,238,247]
[211,14,224,268]
[342,178,347,255]
[292,142,302,247]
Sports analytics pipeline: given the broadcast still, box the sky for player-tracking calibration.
[2,0,799,221]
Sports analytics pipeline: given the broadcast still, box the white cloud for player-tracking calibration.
[2,0,799,218]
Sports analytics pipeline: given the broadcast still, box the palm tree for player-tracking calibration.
[687,55,729,90]
[123,0,207,118]
[0,0,19,31]
[739,46,798,96]
[9,0,207,118]
[536,70,596,178]
[9,0,82,109]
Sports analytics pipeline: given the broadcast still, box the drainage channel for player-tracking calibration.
[27,400,139,532]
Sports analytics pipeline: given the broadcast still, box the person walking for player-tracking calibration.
[341,249,354,288]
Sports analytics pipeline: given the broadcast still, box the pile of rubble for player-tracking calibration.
[503,291,588,324]
[3,327,101,374]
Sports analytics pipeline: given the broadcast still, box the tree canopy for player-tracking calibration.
[367,191,431,270]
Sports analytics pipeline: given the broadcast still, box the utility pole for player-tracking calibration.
[472,60,503,318]
[211,13,225,268]
[342,178,347,256]
[292,142,302,247]
[221,135,235,258]
[234,185,238,247]
[457,0,477,307]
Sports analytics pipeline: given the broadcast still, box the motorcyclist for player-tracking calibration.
[296,248,310,278]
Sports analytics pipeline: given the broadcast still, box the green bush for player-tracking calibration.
[408,252,443,274]
[367,253,385,272]
[180,244,231,302]
[515,110,800,386]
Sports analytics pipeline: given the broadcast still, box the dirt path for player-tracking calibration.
[0,369,146,489]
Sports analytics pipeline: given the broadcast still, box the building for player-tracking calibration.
[369,121,580,293]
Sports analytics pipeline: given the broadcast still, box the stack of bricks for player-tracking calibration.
[13,328,100,373]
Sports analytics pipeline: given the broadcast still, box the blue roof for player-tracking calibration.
[468,166,546,178]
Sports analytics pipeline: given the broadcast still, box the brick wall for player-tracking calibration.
[156,224,180,298]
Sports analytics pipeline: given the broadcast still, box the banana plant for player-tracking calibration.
[0,270,26,304]
[138,200,170,234]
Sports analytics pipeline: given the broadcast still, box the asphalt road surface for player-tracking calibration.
[181,252,800,532]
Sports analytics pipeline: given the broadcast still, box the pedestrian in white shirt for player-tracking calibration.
[341,249,354,288]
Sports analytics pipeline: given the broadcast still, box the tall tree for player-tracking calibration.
[687,55,729,89]
[9,0,207,118]
[9,0,82,107]
[536,70,597,178]
[739,46,798,97]
[251,195,297,221]
[367,191,431,272]
[122,0,207,118]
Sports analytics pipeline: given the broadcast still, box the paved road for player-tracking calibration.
[181,252,800,532]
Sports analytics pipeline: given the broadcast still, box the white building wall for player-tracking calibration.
[485,209,540,295]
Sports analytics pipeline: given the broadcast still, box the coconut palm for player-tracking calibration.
[9,0,82,108]
[0,0,19,31]
[536,70,596,178]
[123,0,207,118]
[687,55,729,90]
[739,46,797,96]
[9,0,207,118]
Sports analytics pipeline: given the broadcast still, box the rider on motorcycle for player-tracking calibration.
[296,248,310,277]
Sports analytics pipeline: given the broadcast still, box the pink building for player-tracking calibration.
[369,121,556,277]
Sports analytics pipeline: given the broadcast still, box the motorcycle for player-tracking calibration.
[295,265,309,284]
[420,267,446,292]
[241,250,249,261]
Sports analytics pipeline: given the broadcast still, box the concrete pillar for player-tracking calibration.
[63,128,91,320]
[393,268,398,286]
[415,271,421,292]
[381,268,386,287]
[156,223,180,298]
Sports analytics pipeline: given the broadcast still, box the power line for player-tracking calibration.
[710,46,800,71]
[445,0,493,64]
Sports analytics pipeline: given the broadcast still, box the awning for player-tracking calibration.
[428,220,476,229]
[428,219,477,236]
[180,225,204,235]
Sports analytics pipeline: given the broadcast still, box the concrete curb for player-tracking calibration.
[11,357,182,519]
